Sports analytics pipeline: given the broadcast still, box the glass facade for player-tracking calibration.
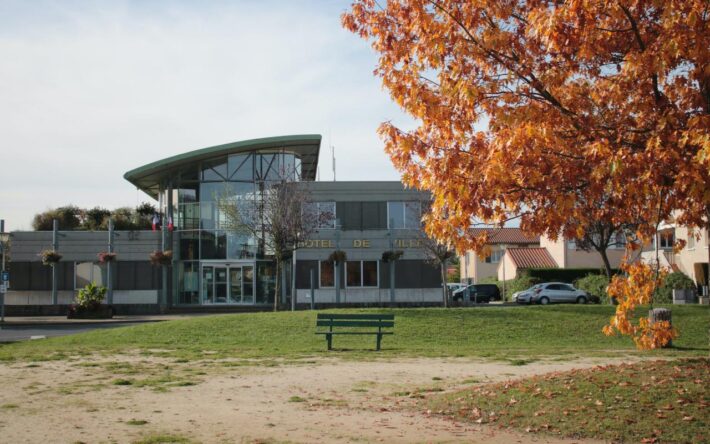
[169,149,303,305]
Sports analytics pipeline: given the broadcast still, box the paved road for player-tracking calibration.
[0,322,144,342]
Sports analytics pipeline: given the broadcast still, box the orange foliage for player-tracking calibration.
[342,0,710,253]
[343,0,707,347]
[603,259,677,350]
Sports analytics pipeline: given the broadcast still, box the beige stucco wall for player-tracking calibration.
[460,244,538,283]
[565,247,625,269]
[540,236,566,267]
[497,252,520,280]
[540,235,624,269]
[674,227,709,285]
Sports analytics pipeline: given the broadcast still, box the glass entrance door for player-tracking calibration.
[229,267,242,303]
[202,263,255,304]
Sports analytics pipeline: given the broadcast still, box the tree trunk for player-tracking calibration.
[596,247,613,279]
[441,261,448,308]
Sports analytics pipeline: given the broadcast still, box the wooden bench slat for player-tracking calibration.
[316,320,394,328]
[315,332,394,335]
[316,313,395,320]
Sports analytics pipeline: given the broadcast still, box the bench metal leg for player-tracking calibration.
[376,334,382,351]
[326,333,333,351]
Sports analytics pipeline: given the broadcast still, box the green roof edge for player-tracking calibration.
[123,134,322,183]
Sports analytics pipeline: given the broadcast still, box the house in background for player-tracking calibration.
[459,228,627,282]
[459,228,540,283]
[641,224,709,292]
[497,246,558,281]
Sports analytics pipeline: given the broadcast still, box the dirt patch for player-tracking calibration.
[0,355,635,443]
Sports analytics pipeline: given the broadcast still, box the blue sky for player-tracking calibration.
[0,0,414,230]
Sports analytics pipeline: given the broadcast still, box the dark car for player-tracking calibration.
[451,284,501,303]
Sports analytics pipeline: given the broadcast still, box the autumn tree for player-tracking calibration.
[343,0,709,347]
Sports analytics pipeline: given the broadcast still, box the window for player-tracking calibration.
[567,239,577,250]
[345,260,378,287]
[319,261,335,288]
[387,201,421,229]
[658,230,675,249]
[305,202,336,229]
[485,250,505,263]
[228,153,253,181]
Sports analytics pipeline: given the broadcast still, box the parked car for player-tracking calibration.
[446,283,466,295]
[452,284,501,303]
[512,284,543,304]
[514,282,591,305]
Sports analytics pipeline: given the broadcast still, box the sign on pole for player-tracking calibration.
[1,270,8,282]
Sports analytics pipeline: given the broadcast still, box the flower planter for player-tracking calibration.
[97,252,117,264]
[149,250,173,266]
[382,250,404,263]
[67,304,114,319]
[39,249,62,266]
[328,250,347,264]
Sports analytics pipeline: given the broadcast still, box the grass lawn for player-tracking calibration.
[0,305,707,362]
[427,358,709,443]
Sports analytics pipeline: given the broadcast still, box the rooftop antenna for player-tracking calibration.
[331,145,336,181]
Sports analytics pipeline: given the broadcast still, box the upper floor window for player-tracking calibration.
[658,230,675,249]
[387,201,421,229]
[567,239,576,250]
[304,202,336,229]
[485,250,505,263]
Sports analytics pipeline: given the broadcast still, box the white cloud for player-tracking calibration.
[0,0,414,230]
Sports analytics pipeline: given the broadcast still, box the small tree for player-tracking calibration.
[567,219,637,279]
[83,207,111,231]
[219,180,318,311]
[32,206,82,231]
[419,235,455,308]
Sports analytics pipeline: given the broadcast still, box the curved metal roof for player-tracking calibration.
[124,134,322,198]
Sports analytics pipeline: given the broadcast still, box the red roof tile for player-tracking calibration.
[507,247,558,269]
[469,228,540,245]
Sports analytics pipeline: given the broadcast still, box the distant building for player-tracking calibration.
[7,135,444,314]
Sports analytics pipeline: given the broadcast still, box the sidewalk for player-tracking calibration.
[0,314,210,326]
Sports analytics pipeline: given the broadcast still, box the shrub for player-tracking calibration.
[575,274,611,303]
[655,271,696,304]
[83,207,111,230]
[32,206,82,231]
[75,283,107,310]
[524,268,616,283]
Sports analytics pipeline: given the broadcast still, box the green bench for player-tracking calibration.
[316,313,395,351]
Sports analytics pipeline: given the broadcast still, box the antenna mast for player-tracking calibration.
[331,145,336,181]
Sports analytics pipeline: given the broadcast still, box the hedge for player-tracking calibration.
[522,267,618,283]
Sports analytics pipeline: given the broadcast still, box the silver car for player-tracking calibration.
[518,282,590,305]
[512,284,543,304]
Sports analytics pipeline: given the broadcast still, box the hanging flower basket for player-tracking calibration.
[328,250,347,264]
[39,249,62,266]
[149,250,173,266]
[97,252,117,264]
[382,250,404,263]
